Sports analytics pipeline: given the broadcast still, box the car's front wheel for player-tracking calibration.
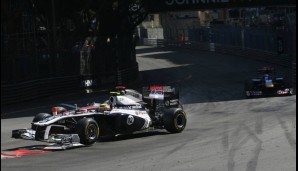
[75,118,100,145]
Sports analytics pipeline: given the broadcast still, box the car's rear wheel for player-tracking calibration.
[75,118,100,145]
[163,108,187,133]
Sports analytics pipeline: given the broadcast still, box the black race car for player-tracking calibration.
[244,67,293,98]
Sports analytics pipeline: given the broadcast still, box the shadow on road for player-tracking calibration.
[98,131,169,142]
[137,47,294,104]
[1,47,294,119]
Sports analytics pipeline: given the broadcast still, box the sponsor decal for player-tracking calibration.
[169,99,179,105]
[127,115,134,125]
[114,105,143,110]
[135,111,147,115]
[277,90,289,95]
[149,90,164,100]
[165,99,179,106]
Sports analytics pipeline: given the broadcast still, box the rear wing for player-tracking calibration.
[142,85,179,100]
[142,85,180,108]
[258,66,275,75]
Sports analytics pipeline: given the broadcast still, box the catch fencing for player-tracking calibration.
[1,65,138,105]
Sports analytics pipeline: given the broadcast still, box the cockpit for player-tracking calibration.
[109,92,145,109]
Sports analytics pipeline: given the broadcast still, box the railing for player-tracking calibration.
[143,38,164,47]
[2,41,294,106]
[115,65,139,85]
[1,64,139,105]
[1,76,80,105]
[164,40,295,87]
[164,40,293,68]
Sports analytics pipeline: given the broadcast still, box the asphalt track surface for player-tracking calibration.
[1,46,296,171]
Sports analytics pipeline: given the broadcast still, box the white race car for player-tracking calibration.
[12,86,187,145]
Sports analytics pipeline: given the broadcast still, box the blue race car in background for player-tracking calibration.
[244,66,293,98]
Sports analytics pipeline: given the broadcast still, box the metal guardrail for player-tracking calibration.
[143,38,164,47]
[1,76,80,105]
[115,65,139,85]
[164,40,295,87]
[2,41,294,105]
[164,40,293,68]
[1,64,139,105]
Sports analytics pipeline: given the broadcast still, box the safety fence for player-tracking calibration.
[115,65,139,85]
[164,40,293,67]
[1,76,80,105]
[138,38,295,78]
[142,38,295,85]
[1,65,139,105]
[164,40,295,86]
[142,38,164,47]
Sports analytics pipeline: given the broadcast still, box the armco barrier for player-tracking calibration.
[1,76,80,105]
[115,65,139,85]
[143,38,164,47]
[1,65,139,105]
[164,40,292,68]
[164,40,295,87]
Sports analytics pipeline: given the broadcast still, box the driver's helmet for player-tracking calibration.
[99,103,110,111]
[120,89,126,95]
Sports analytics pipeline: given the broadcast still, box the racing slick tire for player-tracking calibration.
[163,108,187,133]
[75,118,100,145]
[31,113,52,130]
